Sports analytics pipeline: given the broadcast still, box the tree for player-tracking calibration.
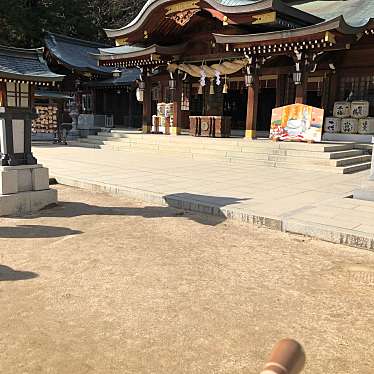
[0,0,147,47]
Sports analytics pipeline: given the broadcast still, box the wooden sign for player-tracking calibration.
[270,104,324,142]
[165,1,199,15]
[115,37,128,47]
[252,11,277,25]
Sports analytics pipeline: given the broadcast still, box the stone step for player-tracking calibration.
[340,162,372,174]
[333,155,372,167]
[73,141,371,174]
[82,137,360,162]
[95,133,356,154]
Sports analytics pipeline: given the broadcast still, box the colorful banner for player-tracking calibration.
[270,104,324,142]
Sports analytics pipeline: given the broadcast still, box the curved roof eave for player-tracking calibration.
[213,16,372,44]
[93,43,187,61]
[104,0,322,39]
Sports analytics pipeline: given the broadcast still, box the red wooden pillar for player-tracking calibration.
[142,75,152,133]
[245,75,259,139]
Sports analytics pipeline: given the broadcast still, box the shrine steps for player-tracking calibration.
[77,132,372,174]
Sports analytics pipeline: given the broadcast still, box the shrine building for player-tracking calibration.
[92,0,374,141]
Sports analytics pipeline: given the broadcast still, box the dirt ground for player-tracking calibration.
[1,185,374,374]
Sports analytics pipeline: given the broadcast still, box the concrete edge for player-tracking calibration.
[52,175,374,252]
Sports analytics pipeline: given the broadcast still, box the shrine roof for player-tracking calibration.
[0,45,64,82]
[44,32,114,75]
[94,44,187,64]
[104,0,322,39]
[213,15,371,45]
[86,69,141,87]
[291,0,374,27]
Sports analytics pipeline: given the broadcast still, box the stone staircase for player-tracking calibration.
[77,130,372,174]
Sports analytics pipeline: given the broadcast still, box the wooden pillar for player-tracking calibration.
[171,76,182,135]
[245,75,259,139]
[128,88,133,128]
[142,75,152,133]
[295,73,307,104]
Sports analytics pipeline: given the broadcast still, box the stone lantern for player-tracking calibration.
[0,46,64,216]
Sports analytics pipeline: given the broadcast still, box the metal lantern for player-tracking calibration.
[138,81,146,91]
[293,71,302,85]
[209,80,215,95]
[198,85,203,95]
[112,69,122,78]
[245,73,254,87]
[169,79,176,90]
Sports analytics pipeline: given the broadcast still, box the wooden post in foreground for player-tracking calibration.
[260,339,306,374]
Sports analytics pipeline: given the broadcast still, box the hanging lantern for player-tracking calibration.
[209,80,215,95]
[222,16,229,26]
[223,76,228,94]
[292,71,302,85]
[169,79,176,90]
[245,73,254,87]
[198,85,203,95]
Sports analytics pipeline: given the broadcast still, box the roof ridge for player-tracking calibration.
[45,31,110,49]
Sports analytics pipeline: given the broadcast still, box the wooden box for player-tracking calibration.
[189,116,231,137]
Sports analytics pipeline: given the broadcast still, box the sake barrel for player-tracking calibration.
[351,101,370,119]
[324,117,341,133]
[157,103,166,116]
[165,103,174,118]
[358,117,374,134]
[333,102,351,118]
[341,118,359,134]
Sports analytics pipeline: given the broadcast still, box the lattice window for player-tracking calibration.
[339,76,374,114]
[82,94,93,113]
[6,82,29,108]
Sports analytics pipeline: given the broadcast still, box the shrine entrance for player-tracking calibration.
[257,76,277,133]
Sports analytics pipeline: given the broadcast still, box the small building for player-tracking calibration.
[92,0,374,142]
[44,32,142,132]
[0,45,64,165]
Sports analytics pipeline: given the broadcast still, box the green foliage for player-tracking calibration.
[0,0,147,47]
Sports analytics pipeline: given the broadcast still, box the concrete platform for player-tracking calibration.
[0,189,57,216]
[32,143,374,252]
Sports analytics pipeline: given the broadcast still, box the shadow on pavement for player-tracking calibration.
[0,225,82,239]
[0,265,38,282]
[32,193,248,226]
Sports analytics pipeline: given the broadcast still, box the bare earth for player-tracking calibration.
[1,185,374,374]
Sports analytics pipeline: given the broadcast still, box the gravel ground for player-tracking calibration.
[0,185,374,374]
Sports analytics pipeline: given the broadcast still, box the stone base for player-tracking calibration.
[0,164,50,195]
[353,180,374,201]
[0,189,57,217]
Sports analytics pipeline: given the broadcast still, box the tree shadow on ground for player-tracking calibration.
[34,193,249,227]
[0,225,82,239]
[0,265,38,282]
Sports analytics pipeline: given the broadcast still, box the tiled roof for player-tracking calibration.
[45,32,114,74]
[292,0,374,26]
[0,45,64,82]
